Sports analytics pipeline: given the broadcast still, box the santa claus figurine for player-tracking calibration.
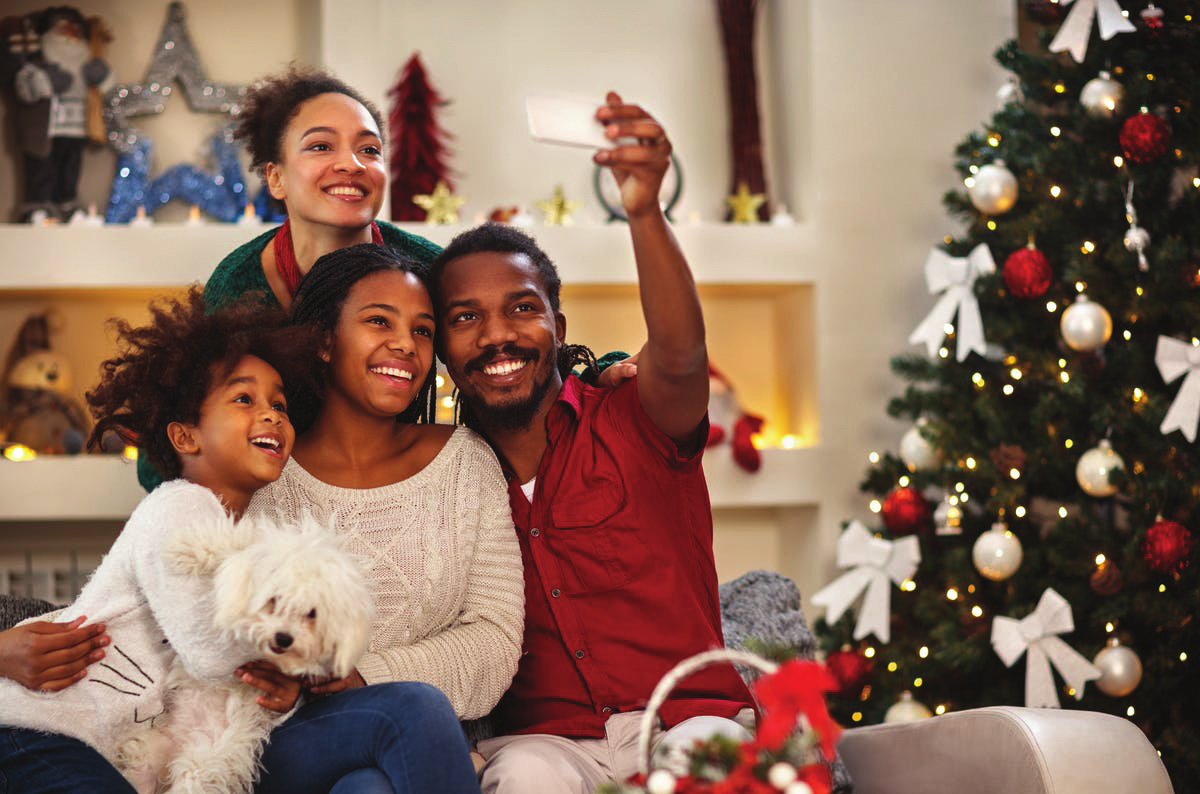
[9,7,113,222]
[706,363,765,473]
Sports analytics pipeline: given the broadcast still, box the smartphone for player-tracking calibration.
[525,94,612,149]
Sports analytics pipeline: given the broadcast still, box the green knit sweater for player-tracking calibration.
[137,221,443,491]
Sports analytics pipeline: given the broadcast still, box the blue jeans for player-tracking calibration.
[256,682,480,794]
[0,728,135,794]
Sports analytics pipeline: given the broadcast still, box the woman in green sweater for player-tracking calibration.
[205,68,441,310]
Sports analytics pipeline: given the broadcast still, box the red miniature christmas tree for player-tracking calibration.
[387,53,454,222]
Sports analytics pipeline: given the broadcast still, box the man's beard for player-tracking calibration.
[460,344,559,432]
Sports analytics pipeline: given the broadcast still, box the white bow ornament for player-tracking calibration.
[1156,336,1200,443]
[1049,0,1137,63]
[991,588,1100,708]
[811,521,920,644]
[909,244,994,363]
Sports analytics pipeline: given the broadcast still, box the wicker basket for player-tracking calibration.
[635,648,779,777]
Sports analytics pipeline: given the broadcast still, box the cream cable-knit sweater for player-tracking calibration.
[0,481,245,763]
[248,427,524,720]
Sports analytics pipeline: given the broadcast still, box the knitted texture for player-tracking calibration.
[0,595,55,630]
[0,481,246,765]
[248,427,524,721]
[202,220,443,312]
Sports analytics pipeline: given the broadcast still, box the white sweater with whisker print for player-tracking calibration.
[0,481,249,763]
[248,426,525,720]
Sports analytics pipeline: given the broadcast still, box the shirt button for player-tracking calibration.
[575,649,585,659]
[530,528,541,537]
[551,588,561,598]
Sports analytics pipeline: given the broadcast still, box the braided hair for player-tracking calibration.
[430,224,597,428]
[85,288,320,481]
[290,243,437,432]
[235,67,384,177]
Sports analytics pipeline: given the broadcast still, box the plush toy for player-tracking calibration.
[0,311,90,454]
[1,6,113,222]
[706,363,765,473]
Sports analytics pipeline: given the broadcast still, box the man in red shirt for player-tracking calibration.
[431,92,754,792]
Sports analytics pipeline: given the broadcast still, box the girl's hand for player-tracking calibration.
[594,91,671,220]
[305,669,366,697]
[235,660,303,713]
[0,616,109,692]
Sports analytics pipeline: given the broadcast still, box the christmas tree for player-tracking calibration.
[815,2,1199,788]
[387,53,454,222]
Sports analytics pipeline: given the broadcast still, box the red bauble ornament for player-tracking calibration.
[1142,520,1193,574]
[881,487,931,536]
[1120,112,1172,164]
[1003,247,1053,299]
[825,647,873,697]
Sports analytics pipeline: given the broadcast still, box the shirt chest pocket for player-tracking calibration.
[548,481,653,594]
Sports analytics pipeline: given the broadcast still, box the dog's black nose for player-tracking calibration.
[274,632,293,649]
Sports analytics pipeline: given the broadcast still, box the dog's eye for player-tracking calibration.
[306,609,317,620]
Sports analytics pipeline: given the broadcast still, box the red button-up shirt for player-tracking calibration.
[491,375,754,738]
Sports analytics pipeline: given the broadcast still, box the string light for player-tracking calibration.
[971,605,983,617]
[969,165,980,174]
[964,177,976,188]
[972,373,985,387]
[781,435,797,449]
[1182,652,1189,662]
[1060,371,1070,384]
[1194,177,1200,188]
[1133,388,1145,403]
[919,646,929,659]
[1136,286,1144,297]
[1096,554,1106,565]
[869,451,880,463]
[1050,185,1062,198]
[1106,622,1115,633]
[864,647,876,658]
[898,475,911,487]
[1124,330,1132,341]
[914,677,924,687]
[943,323,955,336]
[955,482,965,493]
[1054,81,1066,93]
[887,661,898,672]
[1064,438,1074,449]
[960,493,970,503]
[852,712,863,722]
[935,705,947,715]
[967,585,975,593]
[1009,468,1020,480]
[966,457,977,469]
[1046,301,1058,313]
[2,445,35,462]
[1159,584,1167,593]
[1128,706,1136,717]
[987,133,1001,146]
[1114,155,1124,168]
[869,499,882,513]
[939,347,950,358]
[902,579,917,592]
[1015,505,1026,518]
[1059,506,1069,518]
[987,220,997,231]
[1010,368,1022,380]
[1081,242,1095,254]
[435,374,446,388]
[122,446,139,462]
[1003,384,1015,395]
[1050,126,1061,137]
[946,588,959,601]
[1075,281,1087,292]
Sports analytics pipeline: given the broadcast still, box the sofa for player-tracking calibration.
[1,574,1177,793]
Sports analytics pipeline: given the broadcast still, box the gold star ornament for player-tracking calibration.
[413,181,467,225]
[535,186,580,226]
[725,181,766,224]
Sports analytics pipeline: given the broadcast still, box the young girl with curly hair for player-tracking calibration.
[0,292,482,794]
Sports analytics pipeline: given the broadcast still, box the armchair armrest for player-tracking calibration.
[836,706,1173,794]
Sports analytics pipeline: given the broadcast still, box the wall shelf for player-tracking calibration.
[0,221,813,291]
[0,447,821,522]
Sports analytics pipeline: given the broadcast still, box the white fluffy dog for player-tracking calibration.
[117,515,373,794]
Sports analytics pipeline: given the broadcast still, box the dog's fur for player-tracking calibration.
[116,515,373,794]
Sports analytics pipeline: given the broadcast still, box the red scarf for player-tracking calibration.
[272,219,385,297]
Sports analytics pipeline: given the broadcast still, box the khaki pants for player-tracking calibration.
[478,710,754,794]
